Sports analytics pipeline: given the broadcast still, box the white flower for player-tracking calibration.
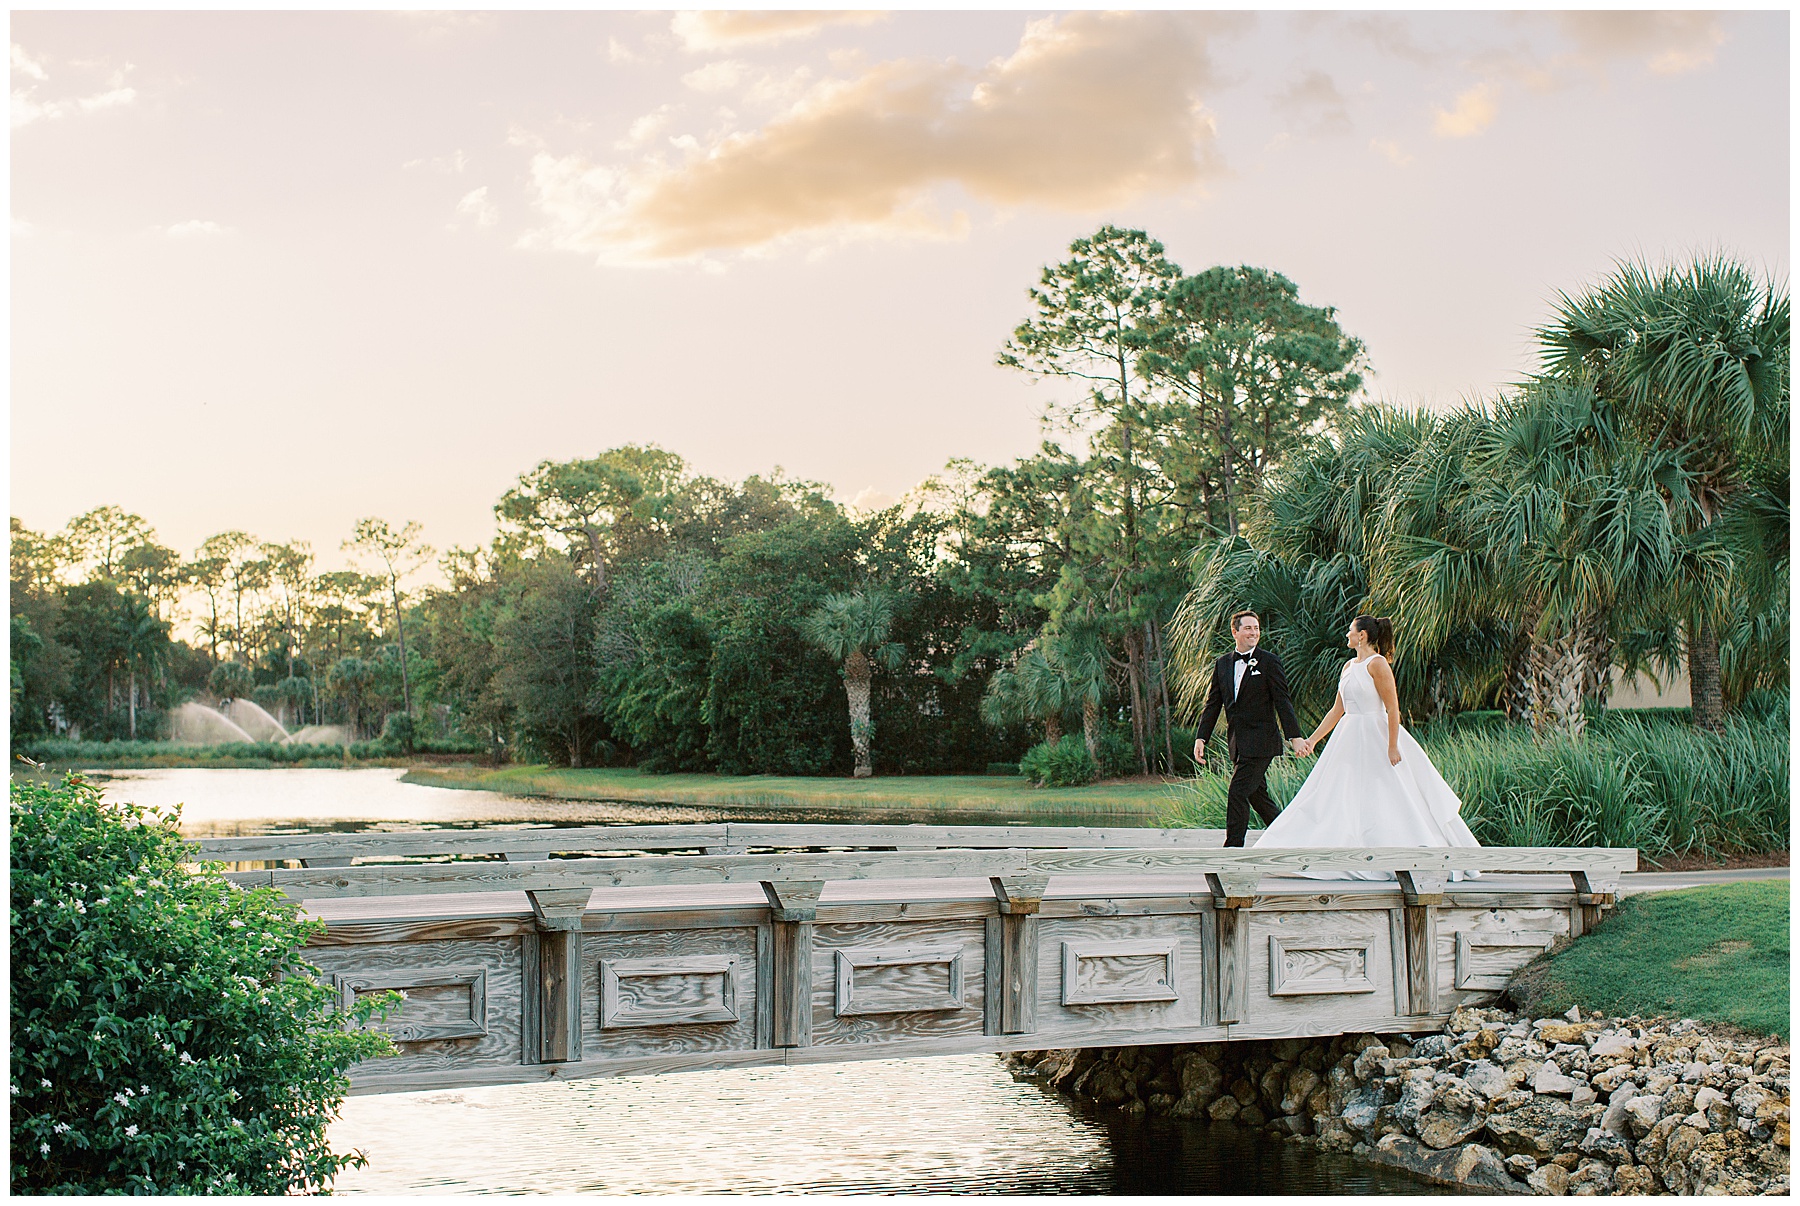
[179,1052,195,1065]
[140,1085,149,1095]
[177,1162,185,1171]
[124,1124,138,1137]
[52,1123,69,1134]
[96,897,109,906]
[9,1084,19,1095]
[134,889,146,897]
[227,919,244,928]
[41,1079,51,1089]
[32,898,43,907]
[114,1092,130,1105]
[39,1142,48,1155]
[73,903,85,914]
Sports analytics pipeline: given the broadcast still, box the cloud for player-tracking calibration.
[454,187,499,228]
[1273,70,1351,137]
[1368,138,1413,167]
[162,220,234,238]
[1432,82,1498,138]
[1552,11,1727,76]
[12,48,137,129]
[682,60,749,93]
[669,11,885,52]
[521,11,1240,263]
[846,487,897,515]
[12,43,47,81]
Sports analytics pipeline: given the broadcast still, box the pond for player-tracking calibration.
[91,766,1437,1195]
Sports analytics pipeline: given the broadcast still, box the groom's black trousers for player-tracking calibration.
[1225,756,1282,847]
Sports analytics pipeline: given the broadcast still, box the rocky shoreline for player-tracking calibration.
[1011,1007,1789,1195]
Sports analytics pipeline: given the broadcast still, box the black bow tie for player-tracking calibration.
[1235,651,1255,662]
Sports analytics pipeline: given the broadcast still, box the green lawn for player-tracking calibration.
[403,765,1184,822]
[1507,881,1789,1039]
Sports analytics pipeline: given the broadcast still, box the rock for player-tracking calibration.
[1465,1059,1515,1101]
[1654,1123,1707,1194]
[1179,1057,1223,1099]
[1146,1092,1175,1114]
[1535,1063,1583,1096]
[1230,1077,1257,1107]
[1565,1006,1583,1023]
[1569,1085,1597,1107]
[1352,1047,1387,1083]
[1753,1096,1789,1127]
[1387,1037,1415,1060]
[1611,1164,1660,1195]
[1599,1089,1638,1138]
[1684,1110,1711,1132]
[1315,1116,1356,1152]
[1396,1070,1436,1127]
[1369,1135,1523,1194]
[1576,1126,1633,1164]
[1462,1029,1503,1061]
[1527,1163,1570,1195]
[1411,1035,1450,1060]
[1416,1098,1489,1150]
[1208,1095,1240,1122]
[1683,1061,1712,1083]
[1567,1157,1614,1195]
[1590,1032,1639,1060]
[1504,1153,1538,1177]
[1591,1066,1636,1095]
[1238,1104,1267,1128]
[1260,1060,1295,1107]
[1539,1023,1595,1047]
[1282,1067,1322,1116]
[1484,1101,1596,1159]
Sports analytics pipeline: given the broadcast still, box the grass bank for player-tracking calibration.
[18,738,478,770]
[1167,707,1788,860]
[1505,881,1789,1040]
[403,765,1178,821]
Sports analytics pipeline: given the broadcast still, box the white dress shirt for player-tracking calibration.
[1234,647,1258,696]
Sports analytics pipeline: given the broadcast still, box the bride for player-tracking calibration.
[1255,615,1481,878]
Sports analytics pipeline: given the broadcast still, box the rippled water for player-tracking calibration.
[329,1055,1438,1195]
[92,767,1438,1194]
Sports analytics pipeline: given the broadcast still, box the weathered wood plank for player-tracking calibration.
[812,918,986,1048]
[538,928,582,1062]
[579,927,759,1059]
[1033,914,1207,1044]
[982,915,1003,1036]
[998,913,1037,1034]
[1403,903,1437,1017]
[1216,907,1246,1025]
[235,846,1639,901]
[770,920,813,1048]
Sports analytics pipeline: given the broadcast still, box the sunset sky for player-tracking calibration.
[11,10,1788,575]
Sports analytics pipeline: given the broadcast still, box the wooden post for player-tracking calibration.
[1396,871,1445,1017]
[528,888,589,1062]
[1206,873,1257,1026]
[763,881,823,1049]
[1570,870,1619,934]
[990,877,1046,1035]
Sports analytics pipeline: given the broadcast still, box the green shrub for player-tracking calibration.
[1020,734,1099,787]
[10,774,394,1194]
[379,712,417,754]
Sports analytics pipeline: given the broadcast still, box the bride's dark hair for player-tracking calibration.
[1353,615,1395,659]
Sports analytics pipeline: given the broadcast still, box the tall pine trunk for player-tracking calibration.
[845,649,873,778]
[1081,696,1101,769]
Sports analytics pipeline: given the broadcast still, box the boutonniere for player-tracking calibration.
[1245,657,1259,671]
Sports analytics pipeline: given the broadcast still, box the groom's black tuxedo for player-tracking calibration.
[1196,646,1304,846]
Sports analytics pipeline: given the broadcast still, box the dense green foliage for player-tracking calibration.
[14,243,1785,783]
[1169,697,1789,858]
[10,774,393,1193]
[1505,881,1789,1039]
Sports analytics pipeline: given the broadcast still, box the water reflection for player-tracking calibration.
[330,1055,1436,1195]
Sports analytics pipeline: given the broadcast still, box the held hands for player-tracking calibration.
[1290,737,1313,757]
[1388,746,1402,766]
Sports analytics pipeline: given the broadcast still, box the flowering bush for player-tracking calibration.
[9,772,395,1194]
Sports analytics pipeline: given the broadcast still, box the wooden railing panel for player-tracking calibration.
[810,918,988,1048]
[1029,913,1207,1045]
[580,925,760,1062]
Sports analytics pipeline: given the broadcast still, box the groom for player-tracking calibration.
[1193,610,1308,847]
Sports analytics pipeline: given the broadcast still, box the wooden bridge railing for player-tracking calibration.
[204,827,1635,1094]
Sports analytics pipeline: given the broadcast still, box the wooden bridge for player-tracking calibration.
[197,824,1636,1096]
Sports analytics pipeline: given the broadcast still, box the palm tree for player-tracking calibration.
[1042,617,1109,767]
[981,642,1079,747]
[799,591,903,778]
[114,592,168,740]
[1537,256,1789,730]
[327,657,374,739]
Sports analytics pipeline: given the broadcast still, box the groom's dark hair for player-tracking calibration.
[1230,609,1259,630]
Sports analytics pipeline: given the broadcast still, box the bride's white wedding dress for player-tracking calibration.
[1256,653,1481,880]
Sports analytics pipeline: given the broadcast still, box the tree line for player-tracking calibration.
[11,233,1786,774]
